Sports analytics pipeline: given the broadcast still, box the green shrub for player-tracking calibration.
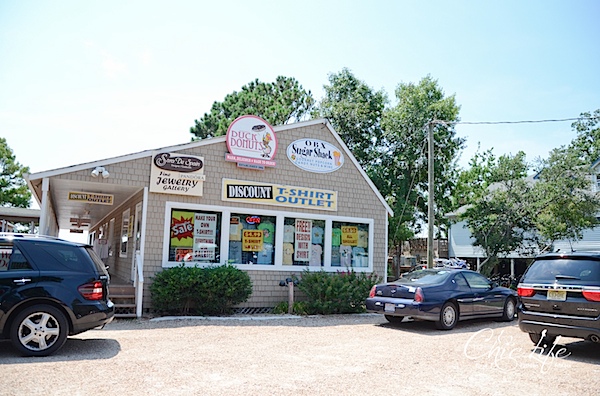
[150,264,252,316]
[272,300,309,315]
[295,269,382,315]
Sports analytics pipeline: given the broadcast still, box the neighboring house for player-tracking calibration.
[0,207,40,233]
[448,161,600,277]
[25,118,393,316]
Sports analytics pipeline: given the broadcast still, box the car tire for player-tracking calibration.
[10,304,69,357]
[384,315,405,324]
[529,332,557,347]
[501,298,516,321]
[436,302,458,330]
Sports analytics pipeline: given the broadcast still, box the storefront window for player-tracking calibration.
[283,217,325,266]
[332,221,369,268]
[229,213,276,265]
[168,209,221,264]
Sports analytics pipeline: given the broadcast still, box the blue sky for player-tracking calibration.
[1,0,599,175]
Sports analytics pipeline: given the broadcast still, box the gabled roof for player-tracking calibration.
[26,118,393,217]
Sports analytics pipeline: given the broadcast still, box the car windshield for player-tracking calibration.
[524,258,600,284]
[398,269,452,285]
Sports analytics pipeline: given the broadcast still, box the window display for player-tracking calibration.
[229,213,276,265]
[332,221,370,268]
[164,204,372,271]
[168,209,221,264]
[284,217,325,266]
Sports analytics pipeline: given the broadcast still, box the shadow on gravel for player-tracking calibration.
[376,316,519,335]
[0,337,120,363]
[535,338,600,365]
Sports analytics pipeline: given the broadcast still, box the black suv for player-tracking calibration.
[0,234,114,356]
[518,251,600,345]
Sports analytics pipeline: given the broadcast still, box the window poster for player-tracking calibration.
[341,226,358,246]
[193,212,217,260]
[242,230,264,252]
[294,219,312,262]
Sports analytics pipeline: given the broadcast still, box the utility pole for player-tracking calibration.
[427,122,435,268]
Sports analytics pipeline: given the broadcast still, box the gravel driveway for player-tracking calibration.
[1,314,599,395]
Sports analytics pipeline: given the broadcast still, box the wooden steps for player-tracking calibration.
[109,284,137,318]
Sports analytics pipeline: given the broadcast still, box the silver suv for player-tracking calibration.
[517,251,600,345]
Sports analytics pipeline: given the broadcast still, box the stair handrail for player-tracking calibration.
[135,251,144,318]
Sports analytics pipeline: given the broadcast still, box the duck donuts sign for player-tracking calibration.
[225,115,278,168]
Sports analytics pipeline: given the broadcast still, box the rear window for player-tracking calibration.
[399,270,452,285]
[19,241,99,274]
[523,258,600,284]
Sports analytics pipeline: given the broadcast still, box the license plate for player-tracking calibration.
[384,303,395,313]
[547,290,567,301]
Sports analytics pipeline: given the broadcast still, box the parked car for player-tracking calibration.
[0,233,114,356]
[517,251,600,345]
[434,258,469,269]
[366,268,517,330]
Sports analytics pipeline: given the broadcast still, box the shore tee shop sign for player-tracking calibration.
[150,152,206,196]
[225,115,278,169]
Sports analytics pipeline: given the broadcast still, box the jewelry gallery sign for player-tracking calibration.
[150,152,206,196]
[222,178,338,211]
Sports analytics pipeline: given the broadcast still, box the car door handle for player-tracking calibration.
[472,297,484,302]
[13,278,31,285]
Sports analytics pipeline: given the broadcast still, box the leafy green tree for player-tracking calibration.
[570,109,600,164]
[314,68,387,169]
[0,138,31,208]
[452,145,497,208]
[190,76,315,140]
[380,75,464,242]
[458,114,600,274]
[533,142,600,247]
[460,152,535,275]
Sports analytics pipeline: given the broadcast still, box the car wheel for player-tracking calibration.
[529,332,557,347]
[10,304,69,357]
[384,315,405,324]
[501,298,516,321]
[436,302,458,330]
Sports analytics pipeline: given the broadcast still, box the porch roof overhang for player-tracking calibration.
[27,176,141,232]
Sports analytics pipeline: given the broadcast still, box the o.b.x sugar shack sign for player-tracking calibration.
[287,139,344,173]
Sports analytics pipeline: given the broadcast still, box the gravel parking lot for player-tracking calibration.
[1,314,599,395]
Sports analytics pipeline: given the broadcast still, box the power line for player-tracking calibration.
[433,115,600,126]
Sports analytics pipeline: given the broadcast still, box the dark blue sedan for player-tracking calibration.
[366,268,518,330]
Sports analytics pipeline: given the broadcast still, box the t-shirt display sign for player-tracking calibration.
[150,152,206,196]
[193,213,217,260]
[225,115,278,168]
[294,219,312,262]
[242,230,264,252]
[341,226,358,246]
[287,139,344,173]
